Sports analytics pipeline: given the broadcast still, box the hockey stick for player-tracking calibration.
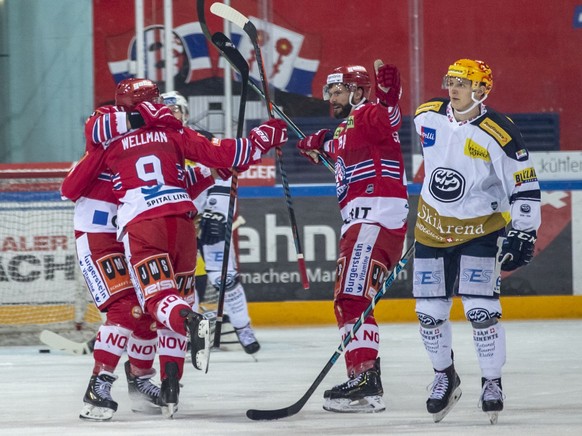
[196,3,333,174]
[210,2,310,290]
[246,243,415,420]
[202,30,251,347]
[39,330,96,355]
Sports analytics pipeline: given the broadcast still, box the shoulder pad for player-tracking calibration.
[475,108,529,161]
[415,98,448,117]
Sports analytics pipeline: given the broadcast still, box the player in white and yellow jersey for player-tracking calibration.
[412,59,541,424]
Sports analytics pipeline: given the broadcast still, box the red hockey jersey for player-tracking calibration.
[324,102,409,234]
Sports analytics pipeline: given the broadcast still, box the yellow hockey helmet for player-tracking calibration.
[443,59,493,95]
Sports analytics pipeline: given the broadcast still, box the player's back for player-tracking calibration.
[104,126,195,230]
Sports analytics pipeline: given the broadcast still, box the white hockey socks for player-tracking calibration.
[472,321,506,379]
[223,283,251,329]
[419,320,453,371]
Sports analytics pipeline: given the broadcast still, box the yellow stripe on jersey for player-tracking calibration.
[415,101,444,116]
[478,117,511,147]
[464,138,490,161]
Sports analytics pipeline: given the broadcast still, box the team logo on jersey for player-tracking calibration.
[335,157,348,202]
[420,127,436,147]
[513,167,538,185]
[429,167,465,202]
[464,139,490,161]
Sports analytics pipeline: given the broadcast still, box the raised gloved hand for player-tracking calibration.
[296,129,332,164]
[199,210,227,246]
[134,102,183,129]
[374,59,402,108]
[249,119,288,153]
[498,229,537,271]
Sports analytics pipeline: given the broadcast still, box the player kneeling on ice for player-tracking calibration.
[297,61,408,413]
[412,59,541,424]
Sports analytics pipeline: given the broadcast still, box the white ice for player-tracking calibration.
[1,320,581,435]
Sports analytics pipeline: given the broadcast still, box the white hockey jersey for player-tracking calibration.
[413,98,541,247]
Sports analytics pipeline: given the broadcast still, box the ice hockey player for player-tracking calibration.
[62,101,180,420]
[296,61,408,413]
[412,59,541,424]
[63,78,287,418]
[161,91,260,355]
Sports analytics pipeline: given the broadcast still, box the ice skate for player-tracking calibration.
[323,358,385,413]
[79,371,118,421]
[234,323,261,355]
[180,309,210,372]
[159,361,180,418]
[479,377,504,424]
[426,364,462,423]
[124,360,161,415]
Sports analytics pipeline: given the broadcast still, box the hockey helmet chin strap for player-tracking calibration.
[454,90,488,115]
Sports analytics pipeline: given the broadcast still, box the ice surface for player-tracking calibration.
[1,320,581,435]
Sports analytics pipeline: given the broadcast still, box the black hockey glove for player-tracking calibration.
[199,211,227,246]
[498,229,536,271]
[127,112,145,129]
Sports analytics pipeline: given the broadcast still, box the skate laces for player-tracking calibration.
[236,325,257,346]
[479,379,505,406]
[95,374,117,400]
[136,376,161,398]
[427,372,449,400]
[334,372,365,391]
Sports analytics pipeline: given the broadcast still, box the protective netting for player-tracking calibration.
[0,164,100,345]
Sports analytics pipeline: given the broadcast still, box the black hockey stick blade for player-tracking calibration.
[246,244,415,420]
[210,32,250,78]
[246,358,337,420]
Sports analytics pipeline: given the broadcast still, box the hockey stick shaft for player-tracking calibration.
[211,2,310,290]
[245,78,335,172]
[197,0,251,345]
[202,31,250,346]
[246,243,415,420]
[197,2,333,173]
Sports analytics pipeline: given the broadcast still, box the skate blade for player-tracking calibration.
[488,411,499,425]
[130,402,162,415]
[79,404,115,421]
[323,396,386,413]
[193,319,211,373]
[432,387,462,423]
[161,403,178,419]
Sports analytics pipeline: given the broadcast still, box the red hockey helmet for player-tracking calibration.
[323,65,372,101]
[115,78,161,110]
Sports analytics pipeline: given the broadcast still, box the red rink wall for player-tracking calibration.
[93,0,582,151]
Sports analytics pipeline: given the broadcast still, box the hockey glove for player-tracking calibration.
[296,129,332,164]
[199,210,227,246]
[135,102,183,130]
[215,164,250,181]
[374,59,402,108]
[127,112,145,129]
[249,119,288,153]
[499,229,537,271]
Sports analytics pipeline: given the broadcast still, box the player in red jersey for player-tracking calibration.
[62,104,179,421]
[62,78,287,417]
[296,61,409,413]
